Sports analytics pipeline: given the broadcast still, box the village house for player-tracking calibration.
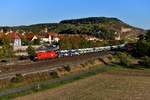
[32,32,60,44]
[7,32,22,47]
[48,32,60,43]
[26,33,38,42]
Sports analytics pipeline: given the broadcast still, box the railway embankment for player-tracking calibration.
[0,54,112,98]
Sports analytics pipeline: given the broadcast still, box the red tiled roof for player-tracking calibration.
[26,33,35,41]
[7,32,21,41]
[48,32,58,36]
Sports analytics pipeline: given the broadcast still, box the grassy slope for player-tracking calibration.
[15,67,150,100]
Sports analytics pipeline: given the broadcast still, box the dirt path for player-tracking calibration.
[15,68,150,100]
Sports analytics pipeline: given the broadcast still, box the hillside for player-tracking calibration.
[0,17,144,40]
[60,17,128,25]
[60,17,144,39]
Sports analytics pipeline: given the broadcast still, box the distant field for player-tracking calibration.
[15,67,150,100]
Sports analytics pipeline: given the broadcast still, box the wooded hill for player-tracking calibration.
[0,17,144,40]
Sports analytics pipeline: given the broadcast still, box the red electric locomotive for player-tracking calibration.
[34,51,58,60]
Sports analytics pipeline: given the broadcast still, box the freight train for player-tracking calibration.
[32,43,126,61]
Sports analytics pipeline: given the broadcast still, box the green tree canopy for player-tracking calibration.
[136,30,150,57]
[26,45,36,60]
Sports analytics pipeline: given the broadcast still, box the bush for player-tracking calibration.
[26,45,36,60]
[136,40,150,56]
[140,56,150,68]
[11,74,24,83]
[117,52,131,66]
[63,65,71,72]
[32,39,40,45]
[49,71,59,78]
[0,42,14,58]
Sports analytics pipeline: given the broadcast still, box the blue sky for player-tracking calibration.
[0,0,149,29]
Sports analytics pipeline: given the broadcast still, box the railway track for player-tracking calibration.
[0,51,111,80]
